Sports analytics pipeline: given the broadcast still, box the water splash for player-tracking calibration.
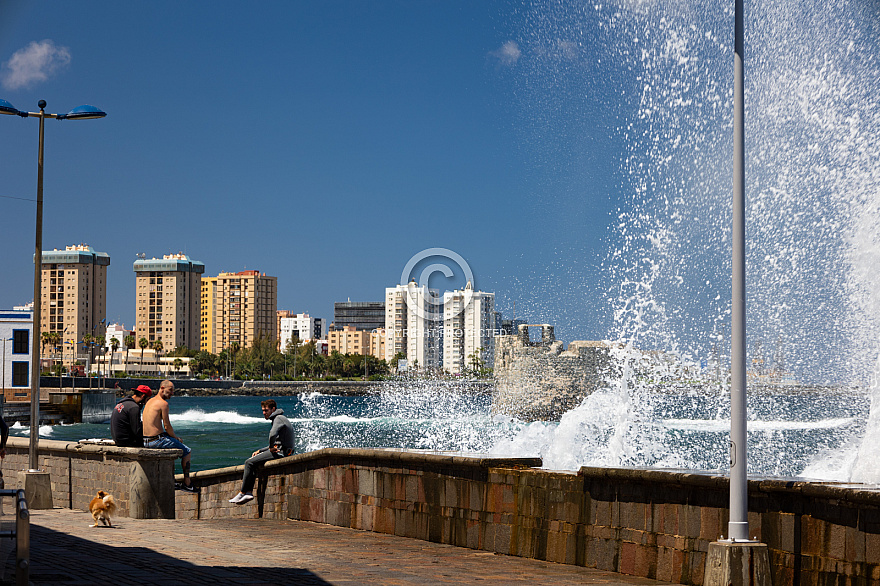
[494,0,880,479]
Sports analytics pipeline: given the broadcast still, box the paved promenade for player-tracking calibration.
[4,508,677,585]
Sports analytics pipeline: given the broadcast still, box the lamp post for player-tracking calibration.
[704,2,772,584]
[0,98,106,472]
[729,0,749,544]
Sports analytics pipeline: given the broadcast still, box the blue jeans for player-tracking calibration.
[144,433,192,456]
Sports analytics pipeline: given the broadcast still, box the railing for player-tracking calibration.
[0,489,29,586]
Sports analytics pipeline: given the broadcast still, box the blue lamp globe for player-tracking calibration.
[0,99,21,116]
[59,105,106,120]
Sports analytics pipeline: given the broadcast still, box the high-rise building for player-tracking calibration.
[201,270,278,353]
[333,301,385,331]
[134,254,205,351]
[41,244,110,359]
[442,283,496,375]
[384,282,441,370]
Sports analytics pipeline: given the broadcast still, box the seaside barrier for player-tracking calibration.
[1,438,877,584]
[1,437,179,519]
[176,448,880,585]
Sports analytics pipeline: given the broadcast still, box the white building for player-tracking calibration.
[442,283,496,375]
[384,282,441,370]
[279,313,326,350]
[105,323,136,350]
[0,308,34,402]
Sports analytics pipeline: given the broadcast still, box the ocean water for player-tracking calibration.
[10,384,869,480]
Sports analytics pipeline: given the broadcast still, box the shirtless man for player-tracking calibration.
[142,380,196,492]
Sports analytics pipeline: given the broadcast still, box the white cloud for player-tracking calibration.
[490,41,521,67]
[1,40,72,90]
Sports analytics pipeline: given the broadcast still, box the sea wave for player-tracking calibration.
[172,409,264,424]
[662,418,856,432]
[9,422,55,436]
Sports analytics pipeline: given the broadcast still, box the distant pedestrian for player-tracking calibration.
[110,385,152,447]
[229,399,295,504]
[142,380,197,492]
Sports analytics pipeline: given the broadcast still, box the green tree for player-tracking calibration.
[124,335,136,375]
[110,337,120,375]
[152,339,164,376]
[138,337,149,374]
[173,357,184,375]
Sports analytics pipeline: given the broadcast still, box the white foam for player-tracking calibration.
[663,418,856,432]
[172,409,264,425]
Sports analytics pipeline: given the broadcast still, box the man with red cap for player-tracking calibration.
[110,385,152,447]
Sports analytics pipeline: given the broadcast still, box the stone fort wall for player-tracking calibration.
[492,324,617,420]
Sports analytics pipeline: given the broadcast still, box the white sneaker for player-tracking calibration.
[229,493,245,504]
[238,493,254,504]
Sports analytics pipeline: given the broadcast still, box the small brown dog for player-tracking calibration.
[89,490,117,527]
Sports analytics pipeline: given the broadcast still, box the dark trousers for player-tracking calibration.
[241,450,279,493]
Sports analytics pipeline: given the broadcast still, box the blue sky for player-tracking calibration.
[0,1,626,342]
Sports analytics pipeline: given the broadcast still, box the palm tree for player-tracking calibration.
[110,337,120,376]
[173,357,183,376]
[139,337,149,374]
[151,339,164,377]
[82,334,93,375]
[47,331,61,374]
[95,335,106,378]
[124,335,136,376]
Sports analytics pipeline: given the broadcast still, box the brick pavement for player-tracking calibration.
[4,508,678,585]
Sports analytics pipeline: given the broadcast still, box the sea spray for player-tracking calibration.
[491,0,880,479]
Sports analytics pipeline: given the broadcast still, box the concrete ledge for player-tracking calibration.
[2,436,182,518]
[178,451,880,585]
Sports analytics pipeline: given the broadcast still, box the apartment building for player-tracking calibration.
[279,313,326,350]
[41,244,109,361]
[384,282,441,370]
[442,283,496,375]
[134,254,205,351]
[333,301,385,331]
[201,270,277,353]
[327,325,386,359]
[105,323,135,350]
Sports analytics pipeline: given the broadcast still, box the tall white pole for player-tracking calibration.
[28,103,47,471]
[729,0,750,542]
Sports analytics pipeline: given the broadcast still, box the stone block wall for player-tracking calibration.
[2,437,179,518]
[179,449,880,585]
[493,328,615,421]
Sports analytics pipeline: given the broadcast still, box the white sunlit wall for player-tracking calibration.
[0,308,34,402]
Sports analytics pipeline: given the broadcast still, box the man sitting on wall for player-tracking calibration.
[142,380,197,492]
[110,385,152,447]
[229,399,295,504]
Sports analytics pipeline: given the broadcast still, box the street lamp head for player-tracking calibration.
[57,104,106,120]
[0,98,22,116]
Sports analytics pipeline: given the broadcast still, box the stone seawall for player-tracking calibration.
[38,376,493,397]
[176,450,880,586]
[1,436,179,518]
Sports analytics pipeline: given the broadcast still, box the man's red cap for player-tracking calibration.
[134,385,153,398]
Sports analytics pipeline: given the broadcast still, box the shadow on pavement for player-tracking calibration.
[5,524,333,585]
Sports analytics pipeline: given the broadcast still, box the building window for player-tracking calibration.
[12,362,28,387]
[12,330,29,354]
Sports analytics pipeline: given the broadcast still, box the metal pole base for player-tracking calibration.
[16,471,52,510]
[705,541,772,586]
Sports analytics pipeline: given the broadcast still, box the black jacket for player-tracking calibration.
[110,397,143,447]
